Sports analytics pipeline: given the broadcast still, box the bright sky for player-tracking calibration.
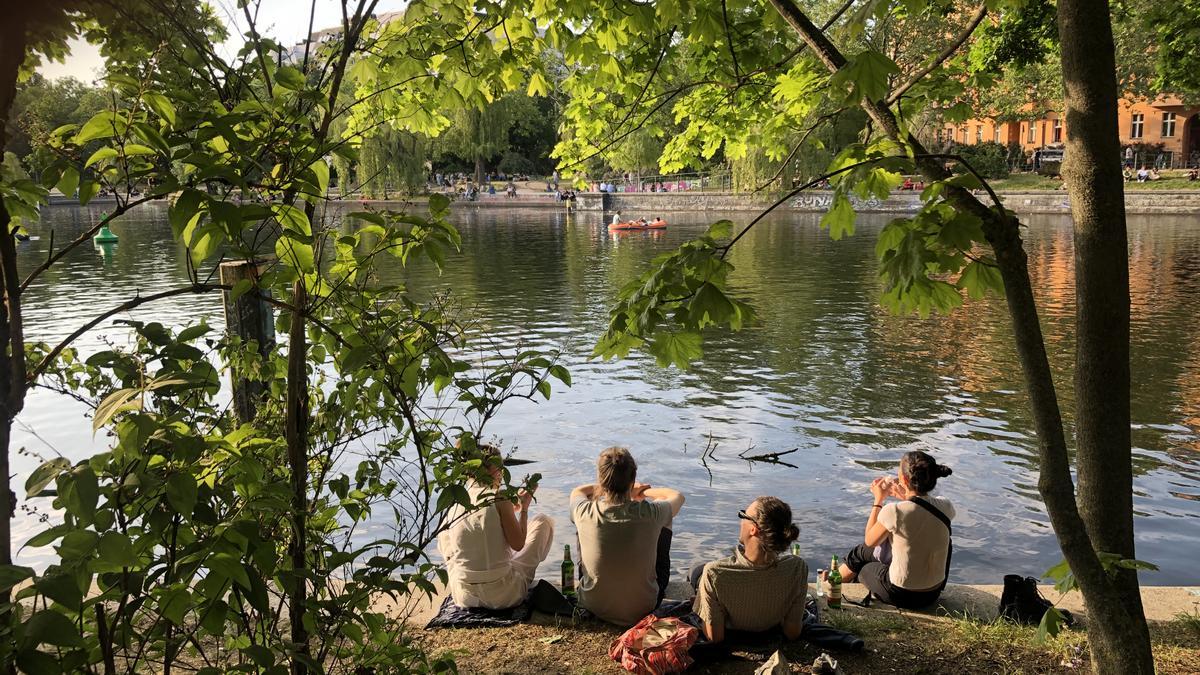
[37,0,406,82]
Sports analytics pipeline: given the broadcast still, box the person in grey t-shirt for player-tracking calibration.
[569,447,685,626]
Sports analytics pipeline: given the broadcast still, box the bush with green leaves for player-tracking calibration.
[952,141,1011,180]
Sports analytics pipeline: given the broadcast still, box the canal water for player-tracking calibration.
[13,204,1200,584]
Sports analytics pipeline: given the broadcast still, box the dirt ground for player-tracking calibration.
[411,584,1200,674]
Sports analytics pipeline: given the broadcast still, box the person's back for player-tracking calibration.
[879,495,954,591]
[437,446,554,609]
[691,497,806,642]
[570,447,684,626]
[574,498,672,624]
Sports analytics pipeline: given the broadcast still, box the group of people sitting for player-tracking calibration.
[438,446,955,643]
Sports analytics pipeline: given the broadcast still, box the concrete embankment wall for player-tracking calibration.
[449,190,1200,215]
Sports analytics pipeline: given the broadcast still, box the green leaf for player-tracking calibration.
[23,610,84,647]
[96,531,137,569]
[159,586,192,625]
[93,388,141,431]
[142,92,176,126]
[230,278,254,303]
[169,190,204,239]
[124,144,157,156]
[274,203,311,235]
[957,261,1004,299]
[836,50,900,102]
[347,211,386,227]
[820,193,856,241]
[646,331,703,369]
[35,573,83,608]
[16,649,61,675]
[78,180,100,206]
[1035,605,1066,645]
[85,147,118,168]
[55,166,79,198]
[65,465,99,516]
[75,110,122,144]
[548,364,572,387]
[308,160,330,194]
[275,66,307,91]
[687,283,737,330]
[207,553,251,589]
[275,233,315,274]
[166,473,198,516]
[429,193,451,216]
[26,458,70,497]
[1044,558,1077,595]
[0,565,34,592]
[705,219,734,240]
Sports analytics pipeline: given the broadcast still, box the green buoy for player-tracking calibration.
[93,211,119,244]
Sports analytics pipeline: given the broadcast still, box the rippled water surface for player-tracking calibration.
[13,204,1200,584]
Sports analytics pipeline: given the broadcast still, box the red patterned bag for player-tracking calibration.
[608,615,699,674]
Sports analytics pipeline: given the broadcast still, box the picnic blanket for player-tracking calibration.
[424,595,532,629]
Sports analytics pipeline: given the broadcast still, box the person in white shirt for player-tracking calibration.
[437,445,554,609]
[611,212,622,226]
[834,450,955,609]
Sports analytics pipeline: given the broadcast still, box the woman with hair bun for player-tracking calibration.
[690,496,808,643]
[835,450,955,609]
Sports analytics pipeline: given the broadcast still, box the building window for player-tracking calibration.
[994,126,1001,143]
[1027,123,1034,143]
[960,127,968,143]
[975,126,982,143]
[1131,113,1144,139]
[1162,112,1176,137]
[1053,119,1063,143]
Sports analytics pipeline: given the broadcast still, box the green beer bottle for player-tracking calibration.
[827,555,843,609]
[561,544,576,598]
[791,542,801,557]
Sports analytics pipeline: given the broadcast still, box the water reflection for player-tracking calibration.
[11,205,1200,583]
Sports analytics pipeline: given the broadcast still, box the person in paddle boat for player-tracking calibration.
[570,447,685,626]
[611,211,623,226]
[650,216,665,227]
[436,443,555,609]
[834,451,954,609]
[689,496,807,644]
[634,217,648,227]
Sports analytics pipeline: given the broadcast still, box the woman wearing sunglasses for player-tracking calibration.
[689,496,807,643]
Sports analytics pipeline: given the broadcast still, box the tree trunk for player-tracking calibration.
[1056,0,1154,671]
[765,2,1152,672]
[0,15,28,668]
[474,156,485,188]
[285,281,309,675]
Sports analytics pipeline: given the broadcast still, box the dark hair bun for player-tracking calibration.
[784,524,800,543]
[936,464,953,478]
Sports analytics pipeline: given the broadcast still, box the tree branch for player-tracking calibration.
[29,283,225,380]
[886,6,988,106]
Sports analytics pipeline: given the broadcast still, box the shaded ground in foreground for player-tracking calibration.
[413,584,1200,674]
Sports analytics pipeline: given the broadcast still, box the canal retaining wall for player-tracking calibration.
[448,189,1200,215]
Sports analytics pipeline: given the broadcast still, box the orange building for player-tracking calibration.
[940,96,1200,168]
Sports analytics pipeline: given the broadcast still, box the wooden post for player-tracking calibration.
[220,261,275,422]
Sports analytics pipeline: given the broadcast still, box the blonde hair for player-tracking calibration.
[597,446,637,502]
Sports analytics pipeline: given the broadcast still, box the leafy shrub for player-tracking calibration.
[952,141,1011,179]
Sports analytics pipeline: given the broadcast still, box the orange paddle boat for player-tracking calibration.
[608,219,668,231]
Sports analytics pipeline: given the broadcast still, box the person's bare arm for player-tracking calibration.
[703,619,724,644]
[496,490,532,551]
[782,615,803,641]
[863,477,890,545]
[640,486,684,517]
[570,484,597,501]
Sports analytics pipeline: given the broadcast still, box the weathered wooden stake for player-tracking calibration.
[219,261,275,422]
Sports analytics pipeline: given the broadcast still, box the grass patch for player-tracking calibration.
[993,172,1200,191]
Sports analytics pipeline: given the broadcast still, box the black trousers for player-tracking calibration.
[655,528,673,607]
[843,544,942,610]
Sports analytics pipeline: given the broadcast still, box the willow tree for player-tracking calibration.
[531,0,1156,672]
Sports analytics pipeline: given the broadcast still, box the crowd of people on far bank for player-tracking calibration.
[437,446,954,643]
